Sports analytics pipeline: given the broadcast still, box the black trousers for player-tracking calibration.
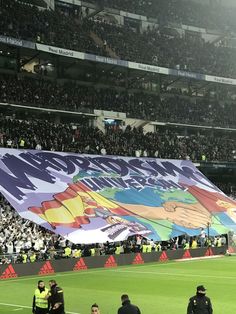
[35,307,48,314]
[49,307,65,314]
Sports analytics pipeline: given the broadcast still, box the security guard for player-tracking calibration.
[32,280,49,314]
[142,243,147,253]
[63,246,72,258]
[22,251,28,263]
[90,247,95,256]
[48,280,65,314]
[30,252,37,263]
[187,285,213,314]
[115,245,121,255]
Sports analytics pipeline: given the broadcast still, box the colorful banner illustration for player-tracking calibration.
[0,149,235,243]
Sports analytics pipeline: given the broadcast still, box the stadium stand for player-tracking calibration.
[1,1,236,77]
[0,116,235,161]
[0,74,236,128]
[88,0,236,31]
[0,0,235,265]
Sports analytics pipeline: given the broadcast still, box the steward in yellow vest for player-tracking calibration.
[21,252,28,263]
[90,248,95,256]
[184,242,190,250]
[146,244,152,253]
[191,240,198,249]
[142,244,147,253]
[73,249,82,258]
[32,280,49,314]
[63,246,72,258]
[19,138,25,148]
[155,243,162,252]
[30,252,37,263]
[115,246,121,255]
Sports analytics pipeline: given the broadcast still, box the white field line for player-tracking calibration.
[0,256,232,313]
[114,269,236,280]
[175,255,224,262]
[0,302,79,314]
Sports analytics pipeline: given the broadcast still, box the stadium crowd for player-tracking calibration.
[0,0,235,267]
[1,1,236,77]
[0,194,229,265]
[90,0,236,31]
[1,74,236,128]
[0,0,103,55]
[0,117,235,162]
[90,18,236,77]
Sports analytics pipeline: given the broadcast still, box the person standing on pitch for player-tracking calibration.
[32,280,49,314]
[47,280,65,314]
[187,285,213,314]
[118,294,141,314]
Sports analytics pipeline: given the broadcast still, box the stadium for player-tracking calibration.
[0,0,236,313]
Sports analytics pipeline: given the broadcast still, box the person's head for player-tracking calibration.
[121,294,130,304]
[91,303,100,314]
[49,279,57,288]
[38,280,45,289]
[196,285,206,296]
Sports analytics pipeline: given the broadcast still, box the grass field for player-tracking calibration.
[0,256,235,314]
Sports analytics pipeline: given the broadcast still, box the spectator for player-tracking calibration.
[2,1,236,77]
[0,74,235,128]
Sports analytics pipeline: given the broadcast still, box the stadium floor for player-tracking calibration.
[0,256,235,314]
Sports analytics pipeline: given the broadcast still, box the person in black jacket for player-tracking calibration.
[118,294,141,314]
[47,280,65,314]
[187,285,213,314]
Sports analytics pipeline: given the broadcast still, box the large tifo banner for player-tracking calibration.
[0,149,235,243]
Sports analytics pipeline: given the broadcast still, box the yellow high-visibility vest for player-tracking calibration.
[146,244,152,253]
[90,248,95,256]
[35,288,49,309]
[19,139,25,147]
[30,254,36,262]
[74,249,82,258]
[191,241,197,249]
[142,245,147,253]
[184,243,190,250]
[64,247,72,257]
[115,246,121,255]
[22,254,27,263]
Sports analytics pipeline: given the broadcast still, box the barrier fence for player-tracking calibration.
[0,246,226,280]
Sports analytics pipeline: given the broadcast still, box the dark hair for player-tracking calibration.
[49,279,57,285]
[38,280,44,285]
[91,303,99,309]
[121,294,129,302]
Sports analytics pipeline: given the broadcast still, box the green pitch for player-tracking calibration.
[0,256,235,314]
